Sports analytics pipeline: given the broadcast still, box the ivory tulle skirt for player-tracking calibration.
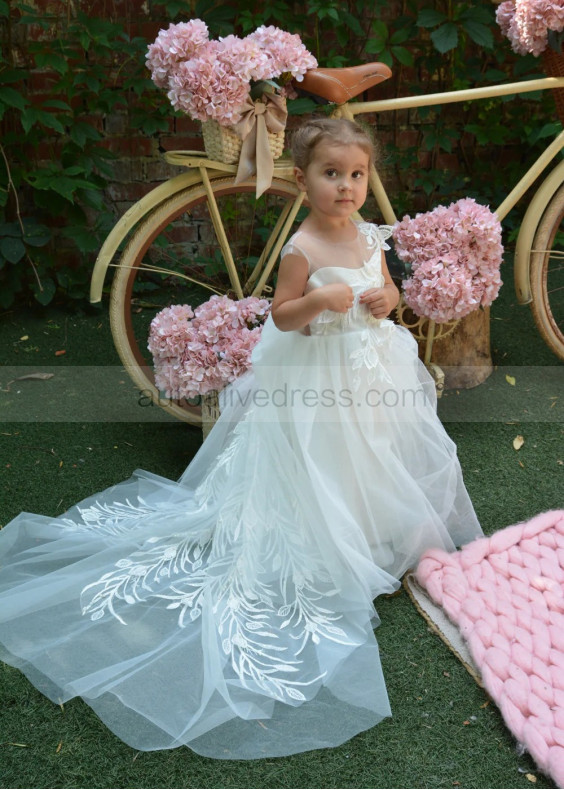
[0,316,482,758]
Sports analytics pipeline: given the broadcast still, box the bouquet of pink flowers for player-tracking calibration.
[146,19,317,126]
[496,0,564,56]
[148,295,270,399]
[393,198,503,324]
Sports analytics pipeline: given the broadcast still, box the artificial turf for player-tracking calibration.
[0,254,562,789]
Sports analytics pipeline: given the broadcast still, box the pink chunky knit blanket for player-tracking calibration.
[416,510,564,788]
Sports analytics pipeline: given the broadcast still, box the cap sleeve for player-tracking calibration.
[280,239,311,269]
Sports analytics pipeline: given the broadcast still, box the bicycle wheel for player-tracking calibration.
[530,182,564,361]
[109,175,304,424]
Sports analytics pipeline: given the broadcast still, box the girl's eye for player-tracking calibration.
[352,171,365,179]
[325,169,337,177]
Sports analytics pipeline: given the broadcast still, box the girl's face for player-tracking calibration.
[295,141,370,226]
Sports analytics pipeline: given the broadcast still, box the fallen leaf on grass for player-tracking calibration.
[513,435,525,451]
[526,774,537,783]
[55,350,66,356]
[15,373,54,382]
[506,374,516,386]
[1,372,55,392]
[55,741,62,753]
[19,335,29,341]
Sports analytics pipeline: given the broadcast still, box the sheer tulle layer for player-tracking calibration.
[0,314,481,759]
[0,461,396,757]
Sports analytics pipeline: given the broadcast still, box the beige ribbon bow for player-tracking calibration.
[233,93,288,198]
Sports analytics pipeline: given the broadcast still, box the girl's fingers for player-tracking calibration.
[359,289,383,302]
[362,296,385,308]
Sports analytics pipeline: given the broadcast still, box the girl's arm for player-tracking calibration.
[359,251,400,318]
[271,253,354,332]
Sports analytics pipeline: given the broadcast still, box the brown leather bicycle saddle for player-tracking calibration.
[297,62,392,104]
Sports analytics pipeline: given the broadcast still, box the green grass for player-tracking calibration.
[0,260,562,789]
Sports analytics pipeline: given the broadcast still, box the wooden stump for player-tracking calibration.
[201,390,220,440]
[425,307,493,389]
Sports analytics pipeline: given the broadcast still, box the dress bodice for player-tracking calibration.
[281,222,394,336]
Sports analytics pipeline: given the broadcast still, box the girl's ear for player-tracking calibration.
[294,166,307,192]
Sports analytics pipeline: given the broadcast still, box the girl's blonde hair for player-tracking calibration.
[291,118,376,171]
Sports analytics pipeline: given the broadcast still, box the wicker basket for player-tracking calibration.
[542,45,564,125]
[201,389,220,440]
[201,122,243,164]
[201,115,285,165]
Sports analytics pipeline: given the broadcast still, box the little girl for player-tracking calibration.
[0,118,482,761]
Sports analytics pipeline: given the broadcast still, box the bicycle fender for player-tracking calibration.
[90,170,208,303]
[514,158,564,305]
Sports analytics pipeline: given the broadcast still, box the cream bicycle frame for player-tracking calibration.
[339,76,564,306]
[90,75,564,307]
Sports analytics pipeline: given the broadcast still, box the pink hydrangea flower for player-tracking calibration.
[146,20,209,89]
[167,41,254,125]
[495,0,564,56]
[148,295,271,399]
[218,35,271,83]
[393,198,503,323]
[147,19,317,126]
[247,25,318,81]
[497,1,517,37]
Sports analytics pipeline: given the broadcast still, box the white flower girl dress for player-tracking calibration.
[0,222,481,759]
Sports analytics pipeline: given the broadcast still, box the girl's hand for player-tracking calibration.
[359,285,399,318]
[319,283,354,313]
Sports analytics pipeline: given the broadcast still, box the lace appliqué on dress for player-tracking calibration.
[349,325,395,391]
[194,416,247,506]
[80,447,360,704]
[358,222,393,252]
[61,498,172,536]
[346,223,396,388]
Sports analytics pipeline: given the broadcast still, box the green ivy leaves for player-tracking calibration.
[0,221,52,305]
[417,5,494,54]
[25,166,102,203]
[366,21,414,67]
[0,1,159,307]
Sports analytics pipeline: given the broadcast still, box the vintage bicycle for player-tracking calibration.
[90,61,564,425]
